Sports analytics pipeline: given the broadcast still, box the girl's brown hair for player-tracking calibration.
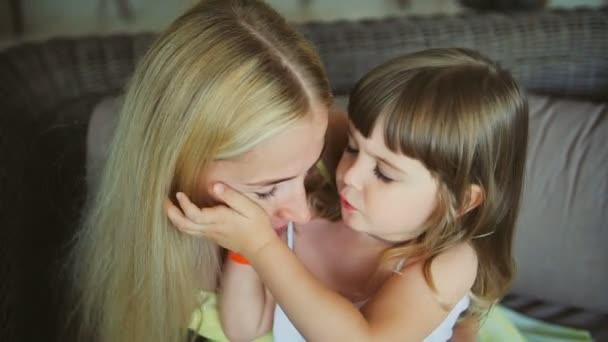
[345,48,528,318]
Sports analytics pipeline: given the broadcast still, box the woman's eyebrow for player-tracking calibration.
[245,142,326,187]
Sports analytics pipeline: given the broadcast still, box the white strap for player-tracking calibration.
[287,222,295,249]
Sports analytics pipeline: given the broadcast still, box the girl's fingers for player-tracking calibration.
[212,183,258,217]
[199,205,234,222]
[166,200,206,235]
[166,197,242,231]
[175,192,205,224]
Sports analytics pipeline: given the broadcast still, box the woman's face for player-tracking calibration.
[205,104,328,233]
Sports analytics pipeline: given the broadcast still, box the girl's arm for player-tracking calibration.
[249,236,478,341]
[178,108,349,341]
[167,190,478,341]
[218,109,349,340]
[218,257,274,342]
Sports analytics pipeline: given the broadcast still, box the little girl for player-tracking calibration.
[167,48,529,341]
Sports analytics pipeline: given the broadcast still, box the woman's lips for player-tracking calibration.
[340,195,356,211]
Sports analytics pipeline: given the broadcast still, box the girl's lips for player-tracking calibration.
[340,195,356,211]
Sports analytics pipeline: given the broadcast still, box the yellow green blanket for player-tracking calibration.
[190,292,592,341]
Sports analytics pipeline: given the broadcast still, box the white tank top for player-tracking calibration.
[272,223,470,342]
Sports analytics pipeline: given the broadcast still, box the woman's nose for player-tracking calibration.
[276,184,311,224]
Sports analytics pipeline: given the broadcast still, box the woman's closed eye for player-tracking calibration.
[254,186,277,199]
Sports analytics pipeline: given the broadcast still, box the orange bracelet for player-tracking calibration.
[228,250,250,265]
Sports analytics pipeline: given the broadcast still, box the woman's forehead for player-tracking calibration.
[211,114,326,186]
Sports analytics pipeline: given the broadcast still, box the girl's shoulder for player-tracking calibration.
[432,242,477,298]
[401,242,478,306]
[359,243,477,339]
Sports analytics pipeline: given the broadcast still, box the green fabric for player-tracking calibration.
[191,291,592,342]
[189,292,272,342]
[478,305,592,342]
[478,305,526,342]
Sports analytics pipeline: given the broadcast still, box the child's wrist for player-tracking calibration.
[228,228,284,266]
[228,250,250,265]
[247,237,284,267]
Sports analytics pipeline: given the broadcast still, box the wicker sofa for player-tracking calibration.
[1,7,607,342]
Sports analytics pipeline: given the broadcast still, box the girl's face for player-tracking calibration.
[205,105,328,234]
[336,119,439,242]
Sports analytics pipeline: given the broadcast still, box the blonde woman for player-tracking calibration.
[168,48,528,341]
[69,1,333,341]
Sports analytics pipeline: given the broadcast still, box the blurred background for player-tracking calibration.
[1,0,606,48]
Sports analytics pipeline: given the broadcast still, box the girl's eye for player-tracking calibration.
[344,144,358,154]
[374,166,394,183]
[255,186,277,200]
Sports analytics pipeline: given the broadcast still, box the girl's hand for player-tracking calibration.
[165,184,278,257]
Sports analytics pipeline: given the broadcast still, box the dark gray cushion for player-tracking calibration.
[512,95,608,313]
[502,294,608,341]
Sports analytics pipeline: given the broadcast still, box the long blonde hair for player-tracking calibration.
[69,1,331,341]
[343,48,528,318]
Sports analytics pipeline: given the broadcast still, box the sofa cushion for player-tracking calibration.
[502,294,608,341]
[86,93,608,314]
[512,95,607,313]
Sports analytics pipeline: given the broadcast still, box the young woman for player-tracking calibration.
[68,1,334,341]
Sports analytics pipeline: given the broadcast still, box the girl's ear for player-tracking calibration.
[461,184,484,215]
